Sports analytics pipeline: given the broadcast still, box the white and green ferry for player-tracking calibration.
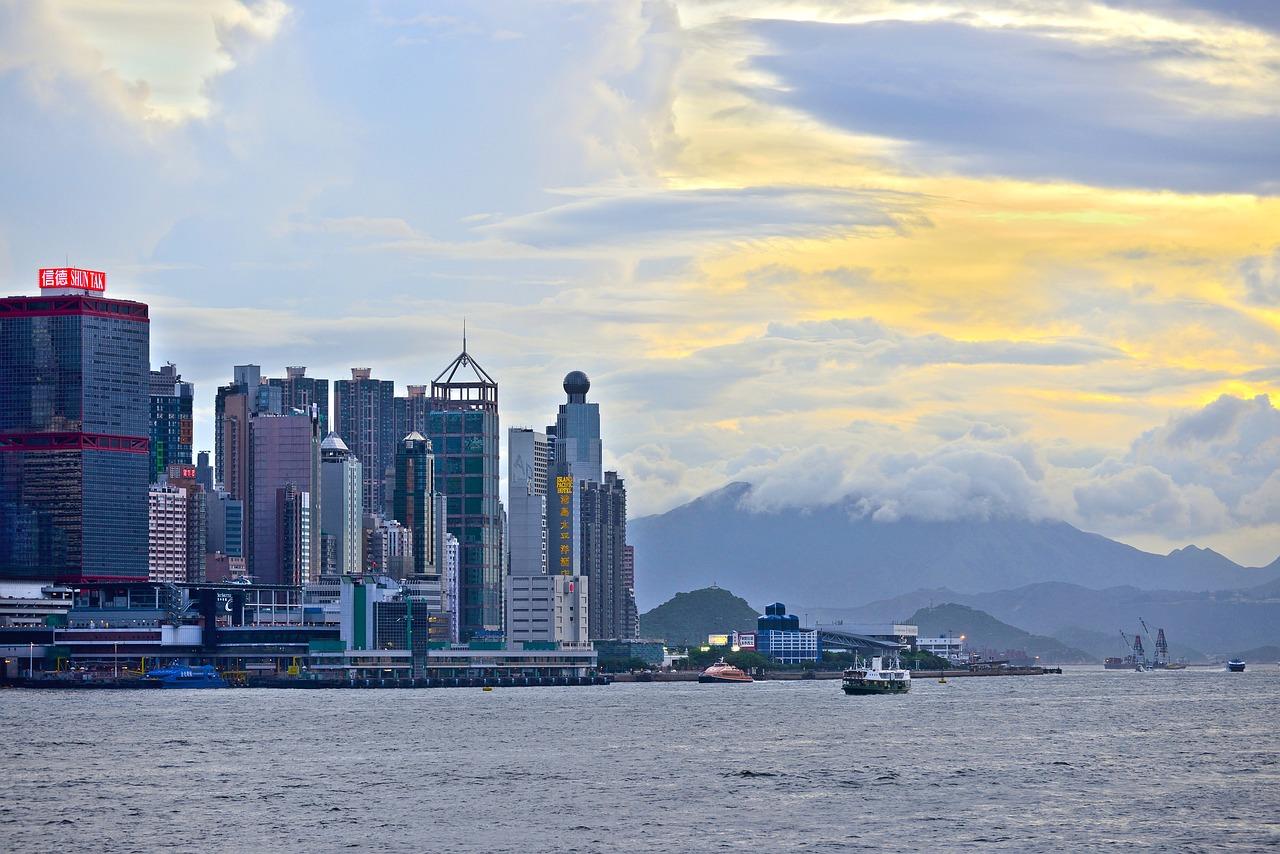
[842,654,911,695]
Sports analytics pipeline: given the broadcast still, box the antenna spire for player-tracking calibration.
[463,317,467,353]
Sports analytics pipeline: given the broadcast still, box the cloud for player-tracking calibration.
[748,18,1280,192]
[1238,247,1280,304]
[480,186,914,252]
[767,318,1127,367]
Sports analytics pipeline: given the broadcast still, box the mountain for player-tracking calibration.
[905,604,1093,664]
[808,581,1279,659]
[630,482,1279,610]
[638,587,760,647]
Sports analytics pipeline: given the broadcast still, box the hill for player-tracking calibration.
[638,587,760,647]
[805,581,1279,659]
[629,483,1279,610]
[905,604,1093,664]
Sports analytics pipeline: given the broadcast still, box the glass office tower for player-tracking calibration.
[0,290,150,582]
[427,344,501,640]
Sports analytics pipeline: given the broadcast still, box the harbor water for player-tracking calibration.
[2,666,1277,852]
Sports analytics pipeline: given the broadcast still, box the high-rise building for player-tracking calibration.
[214,364,283,495]
[441,532,460,643]
[393,385,429,445]
[0,270,150,583]
[506,574,588,644]
[195,450,213,491]
[392,432,437,578]
[248,410,321,584]
[581,471,630,640]
[148,484,188,583]
[320,432,363,576]
[545,371,602,579]
[149,362,193,483]
[622,543,638,639]
[206,488,244,559]
[426,343,502,640]
[549,371,602,487]
[364,513,413,578]
[508,427,549,577]
[334,368,396,514]
[278,483,311,587]
[270,366,330,433]
[164,463,208,584]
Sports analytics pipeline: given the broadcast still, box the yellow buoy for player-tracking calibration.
[482,686,493,691]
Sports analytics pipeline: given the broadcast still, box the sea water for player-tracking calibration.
[2,666,1277,852]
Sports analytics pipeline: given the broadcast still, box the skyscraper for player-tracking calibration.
[195,450,213,491]
[545,371,602,578]
[320,432,363,576]
[148,484,188,584]
[164,462,208,584]
[248,409,321,584]
[580,471,631,640]
[0,270,150,583]
[149,362,193,483]
[270,366,330,433]
[393,385,429,444]
[507,427,549,577]
[334,368,396,514]
[426,342,502,640]
[215,364,281,500]
[392,432,437,578]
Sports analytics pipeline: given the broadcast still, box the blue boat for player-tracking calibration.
[143,663,227,688]
[1226,659,1246,672]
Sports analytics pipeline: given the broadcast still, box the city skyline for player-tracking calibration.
[4,2,1280,568]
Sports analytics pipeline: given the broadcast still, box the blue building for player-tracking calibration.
[757,602,819,664]
[0,276,150,583]
[426,342,502,640]
[149,362,193,482]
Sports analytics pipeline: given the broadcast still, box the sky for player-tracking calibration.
[3,0,1280,563]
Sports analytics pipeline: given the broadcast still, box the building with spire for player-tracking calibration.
[425,336,502,640]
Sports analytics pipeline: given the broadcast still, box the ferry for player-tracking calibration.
[1226,659,1246,673]
[698,659,753,684]
[143,663,227,688]
[842,654,910,695]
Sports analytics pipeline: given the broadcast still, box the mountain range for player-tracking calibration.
[629,482,1280,611]
[806,578,1280,659]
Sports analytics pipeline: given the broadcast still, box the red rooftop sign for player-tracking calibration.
[38,268,106,292]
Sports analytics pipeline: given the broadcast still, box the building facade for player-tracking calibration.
[333,367,396,515]
[757,603,819,664]
[506,573,588,644]
[320,433,363,575]
[148,484,188,583]
[248,410,321,584]
[426,345,502,640]
[393,385,429,445]
[148,362,193,483]
[269,366,330,433]
[507,427,549,577]
[0,280,151,583]
[391,432,436,578]
[580,471,631,640]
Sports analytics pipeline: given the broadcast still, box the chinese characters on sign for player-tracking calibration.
[38,267,106,292]
[555,476,574,574]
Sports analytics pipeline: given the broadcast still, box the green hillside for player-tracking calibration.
[639,587,760,647]
[907,603,1093,664]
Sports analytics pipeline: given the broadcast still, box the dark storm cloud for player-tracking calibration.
[749,19,1280,193]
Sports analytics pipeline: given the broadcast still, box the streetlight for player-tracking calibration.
[28,641,34,679]
[114,642,119,680]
